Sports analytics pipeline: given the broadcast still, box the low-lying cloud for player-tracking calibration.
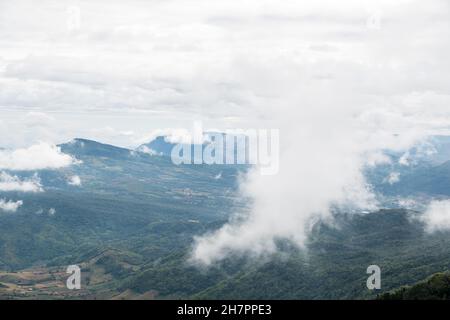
[421,200,450,232]
[0,199,23,213]
[0,172,43,192]
[384,172,401,185]
[0,142,77,171]
[67,175,82,186]
[190,0,450,265]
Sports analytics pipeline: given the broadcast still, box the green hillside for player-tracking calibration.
[2,138,450,299]
[378,272,450,300]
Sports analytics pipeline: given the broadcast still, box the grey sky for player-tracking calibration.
[1,0,449,148]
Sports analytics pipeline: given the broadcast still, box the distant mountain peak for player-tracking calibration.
[59,138,132,158]
[137,132,250,158]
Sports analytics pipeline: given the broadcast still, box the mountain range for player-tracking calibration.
[1,135,450,299]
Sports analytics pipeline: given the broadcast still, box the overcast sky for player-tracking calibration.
[1,0,449,148]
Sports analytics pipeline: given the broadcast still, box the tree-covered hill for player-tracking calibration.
[2,137,450,299]
[378,272,450,300]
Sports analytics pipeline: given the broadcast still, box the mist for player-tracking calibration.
[191,0,450,265]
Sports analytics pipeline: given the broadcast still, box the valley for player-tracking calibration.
[2,137,450,299]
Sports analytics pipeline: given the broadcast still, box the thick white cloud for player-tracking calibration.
[0,142,77,171]
[0,172,43,192]
[421,200,450,232]
[0,199,23,212]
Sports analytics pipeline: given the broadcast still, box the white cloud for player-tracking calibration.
[67,175,81,186]
[1,0,444,149]
[0,142,77,171]
[397,198,420,210]
[365,152,392,167]
[399,152,410,166]
[136,127,209,146]
[0,199,23,212]
[23,112,55,127]
[189,0,450,265]
[384,172,401,185]
[0,172,43,192]
[421,200,450,232]
[137,145,162,156]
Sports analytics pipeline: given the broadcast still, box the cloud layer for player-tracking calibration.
[189,0,450,264]
[0,199,23,213]
[0,172,43,192]
[0,142,76,171]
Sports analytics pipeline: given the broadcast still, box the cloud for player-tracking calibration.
[0,172,43,192]
[397,198,420,210]
[421,200,450,232]
[192,110,382,264]
[365,152,392,167]
[136,127,209,146]
[384,172,400,185]
[67,175,81,186]
[1,0,450,149]
[0,142,77,171]
[0,199,23,212]
[190,0,450,265]
[137,145,162,156]
[399,152,411,166]
[191,69,450,265]
[23,112,56,127]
